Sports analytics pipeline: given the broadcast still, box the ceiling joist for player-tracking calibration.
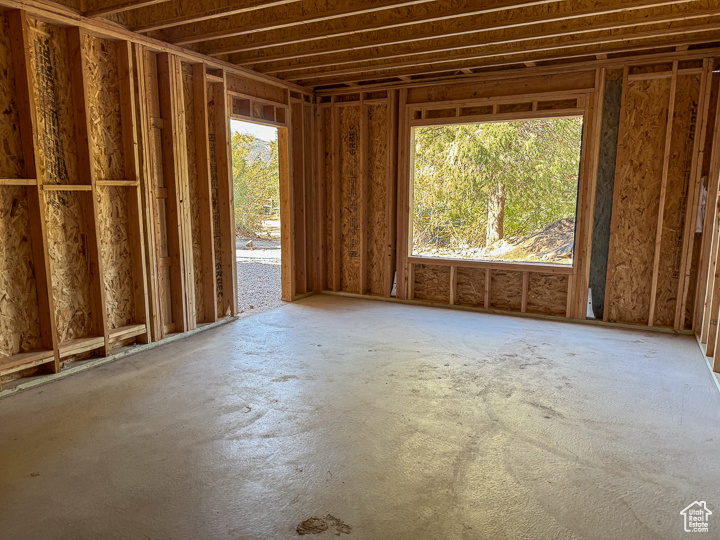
[261,4,720,78]
[243,0,715,73]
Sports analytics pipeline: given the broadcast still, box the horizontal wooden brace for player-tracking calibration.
[407,256,575,275]
[96,180,140,187]
[0,178,36,186]
[41,184,92,191]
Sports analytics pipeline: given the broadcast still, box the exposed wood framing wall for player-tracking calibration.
[316,56,719,348]
[0,6,312,388]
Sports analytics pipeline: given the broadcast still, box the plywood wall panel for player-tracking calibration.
[84,35,136,330]
[527,273,568,316]
[413,263,450,303]
[367,103,388,296]
[96,186,135,329]
[0,187,42,356]
[339,105,361,293]
[323,107,334,289]
[490,270,523,312]
[182,64,205,322]
[456,267,486,307]
[0,13,42,358]
[654,75,701,327]
[605,77,671,324]
[28,20,79,186]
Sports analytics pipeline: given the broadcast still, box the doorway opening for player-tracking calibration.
[231,119,282,317]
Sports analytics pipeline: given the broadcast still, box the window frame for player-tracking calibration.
[407,103,587,274]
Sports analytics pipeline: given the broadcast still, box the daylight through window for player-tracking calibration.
[411,117,584,266]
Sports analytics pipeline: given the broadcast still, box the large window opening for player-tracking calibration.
[231,119,281,316]
[411,117,583,266]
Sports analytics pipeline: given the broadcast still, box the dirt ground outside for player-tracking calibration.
[236,216,283,319]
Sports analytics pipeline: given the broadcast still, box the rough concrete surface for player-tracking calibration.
[0,295,719,539]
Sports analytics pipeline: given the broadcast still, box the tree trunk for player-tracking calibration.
[486,182,505,246]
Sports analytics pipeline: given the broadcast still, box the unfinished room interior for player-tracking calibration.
[3,0,720,538]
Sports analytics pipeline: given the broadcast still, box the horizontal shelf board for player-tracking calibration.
[407,255,575,275]
[58,336,105,358]
[0,178,36,186]
[0,349,55,375]
[109,323,147,343]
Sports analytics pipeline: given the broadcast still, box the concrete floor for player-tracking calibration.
[1,295,719,539]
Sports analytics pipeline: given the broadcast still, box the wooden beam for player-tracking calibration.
[134,44,163,340]
[603,66,630,323]
[192,63,219,323]
[648,61,679,327]
[84,0,169,18]
[315,45,720,95]
[280,16,720,82]
[677,58,715,329]
[209,77,237,316]
[359,96,368,294]
[209,0,598,58]
[234,0,696,68]
[699,79,720,341]
[0,0,311,96]
[331,101,341,291]
[7,9,60,374]
[157,52,188,332]
[156,0,442,45]
[113,40,151,342]
[395,89,410,299]
[67,26,110,355]
[573,69,604,319]
[171,56,196,331]
[279,122,294,301]
[385,89,398,297]
[294,28,720,87]
[129,0,299,33]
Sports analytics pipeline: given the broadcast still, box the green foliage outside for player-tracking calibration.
[232,131,279,236]
[412,117,583,262]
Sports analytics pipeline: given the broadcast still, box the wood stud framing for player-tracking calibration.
[0,5,312,388]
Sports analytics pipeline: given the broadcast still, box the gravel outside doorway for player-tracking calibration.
[236,218,284,319]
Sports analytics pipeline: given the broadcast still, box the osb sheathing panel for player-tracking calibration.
[29,19,79,186]
[97,186,134,329]
[225,73,285,105]
[0,15,24,178]
[456,267,486,307]
[323,107,333,288]
[207,83,224,318]
[339,105,360,293]
[318,107,335,289]
[606,77,670,325]
[367,103,388,296]
[0,14,42,357]
[490,270,523,312]
[407,71,595,104]
[46,193,94,342]
[85,35,135,330]
[413,264,450,303]
[182,64,205,321]
[30,19,93,341]
[0,188,43,356]
[84,35,124,181]
[654,75,701,327]
[527,273,568,316]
